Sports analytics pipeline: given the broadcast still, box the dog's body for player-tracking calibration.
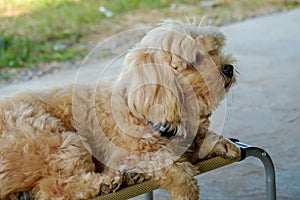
[0,20,240,200]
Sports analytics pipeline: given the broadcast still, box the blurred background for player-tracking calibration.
[1,1,300,199]
[0,0,299,85]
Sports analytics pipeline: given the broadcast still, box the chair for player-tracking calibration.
[90,139,277,200]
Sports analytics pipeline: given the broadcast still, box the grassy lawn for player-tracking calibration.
[0,0,299,71]
[0,0,177,69]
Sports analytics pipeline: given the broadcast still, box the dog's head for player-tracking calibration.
[118,20,237,139]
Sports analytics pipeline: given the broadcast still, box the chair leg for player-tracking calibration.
[144,191,153,200]
[234,139,277,200]
[244,147,277,200]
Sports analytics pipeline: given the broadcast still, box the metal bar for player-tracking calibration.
[244,147,277,200]
[144,191,153,200]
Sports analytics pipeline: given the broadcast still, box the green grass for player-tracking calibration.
[0,0,299,70]
[0,0,189,69]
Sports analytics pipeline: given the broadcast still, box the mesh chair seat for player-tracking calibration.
[91,154,242,200]
[90,140,277,200]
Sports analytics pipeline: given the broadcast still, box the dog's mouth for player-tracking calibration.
[224,77,232,88]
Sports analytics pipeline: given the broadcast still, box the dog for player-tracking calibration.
[0,19,240,200]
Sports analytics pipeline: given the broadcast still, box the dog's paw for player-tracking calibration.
[124,172,150,186]
[100,175,123,195]
[210,136,240,159]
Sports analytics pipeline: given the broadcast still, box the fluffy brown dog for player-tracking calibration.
[0,20,240,200]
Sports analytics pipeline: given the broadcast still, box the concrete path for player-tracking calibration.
[1,8,300,200]
[196,8,300,200]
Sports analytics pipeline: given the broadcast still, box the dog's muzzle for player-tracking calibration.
[221,64,234,88]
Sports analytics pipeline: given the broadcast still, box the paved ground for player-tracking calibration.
[196,8,300,200]
[1,8,300,200]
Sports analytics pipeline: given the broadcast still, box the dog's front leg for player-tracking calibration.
[119,153,200,200]
[196,130,241,160]
[157,159,200,200]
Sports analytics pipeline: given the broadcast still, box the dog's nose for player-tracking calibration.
[221,64,234,78]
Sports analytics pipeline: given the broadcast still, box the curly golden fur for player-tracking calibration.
[0,20,240,200]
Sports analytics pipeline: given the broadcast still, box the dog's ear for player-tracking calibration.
[121,49,184,126]
[196,26,226,55]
